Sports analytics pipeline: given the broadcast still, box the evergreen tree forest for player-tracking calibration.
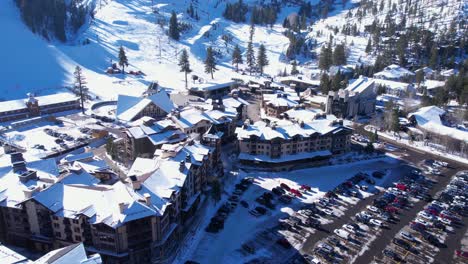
[15,0,89,42]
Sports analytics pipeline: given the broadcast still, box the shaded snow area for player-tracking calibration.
[0,0,293,101]
[180,157,401,264]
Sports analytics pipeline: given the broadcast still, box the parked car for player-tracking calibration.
[455,250,468,259]
[393,238,411,250]
[399,231,416,242]
[240,200,249,208]
[290,189,302,197]
[280,183,291,191]
[334,229,350,240]
[383,249,402,261]
[276,238,292,249]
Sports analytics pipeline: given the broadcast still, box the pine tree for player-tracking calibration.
[204,47,217,79]
[290,60,299,75]
[365,38,372,53]
[118,46,129,73]
[332,44,346,65]
[178,49,191,88]
[245,23,256,74]
[429,44,438,68]
[246,42,255,74]
[320,73,331,94]
[319,46,332,70]
[169,11,180,40]
[73,65,89,114]
[256,44,269,75]
[232,44,243,72]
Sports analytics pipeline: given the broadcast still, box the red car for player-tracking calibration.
[290,189,303,198]
[395,183,408,191]
[300,184,311,191]
[385,206,399,214]
[455,250,468,259]
[425,208,438,216]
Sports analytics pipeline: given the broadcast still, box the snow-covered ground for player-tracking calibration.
[0,0,294,101]
[182,157,401,263]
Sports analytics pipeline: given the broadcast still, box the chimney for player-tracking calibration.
[185,153,191,163]
[23,186,37,199]
[118,202,128,213]
[129,175,141,190]
[300,121,305,128]
[179,160,185,172]
[143,193,151,206]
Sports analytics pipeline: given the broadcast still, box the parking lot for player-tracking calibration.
[187,158,403,263]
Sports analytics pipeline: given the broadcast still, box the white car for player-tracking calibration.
[323,208,334,216]
[370,218,383,227]
[334,229,350,240]
[418,211,435,221]
[367,205,380,213]
[438,217,452,226]
[304,255,321,264]
[343,224,356,233]
[415,218,431,227]
[399,231,416,242]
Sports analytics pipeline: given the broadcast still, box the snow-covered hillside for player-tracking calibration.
[1,0,294,101]
[1,0,466,101]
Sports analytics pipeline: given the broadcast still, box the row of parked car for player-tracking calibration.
[91,113,115,123]
[382,170,466,262]
[205,177,254,233]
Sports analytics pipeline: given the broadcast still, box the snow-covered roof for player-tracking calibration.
[148,130,187,146]
[374,79,412,91]
[0,92,79,113]
[345,76,375,94]
[33,181,157,226]
[0,244,29,264]
[263,93,298,108]
[441,69,458,77]
[219,96,250,108]
[190,81,236,91]
[374,64,415,80]
[422,80,445,90]
[0,158,59,208]
[236,116,349,141]
[284,108,323,122]
[408,106,468,142]
[128,158,159,177]
[131,159,190,214]
[116,91,176,122]
[172,107,236,129]
[34,243,101,264]
[277,76,320,86]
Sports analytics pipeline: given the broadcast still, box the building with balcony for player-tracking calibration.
[235,115,352,170]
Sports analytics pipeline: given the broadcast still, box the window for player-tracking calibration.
[53,223,59,228]
[53,216,59,220]
[74,228,80,232]
[55,232,61,237]
[72,220,79,224]
[75,235,82,241]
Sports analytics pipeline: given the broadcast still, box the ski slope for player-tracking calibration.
[0,0,293,102]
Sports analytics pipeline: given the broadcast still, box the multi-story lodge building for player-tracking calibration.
[326,76,376,119]
[235,115,352,170]
[0,136,220,264]
[0,93,80,122]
